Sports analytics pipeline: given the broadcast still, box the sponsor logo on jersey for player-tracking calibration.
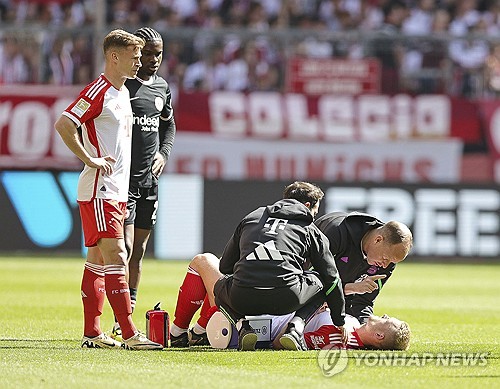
[70,98,91,118]
[264,217,288,235]
[246,240,284,261]
[133,114,160,132]
[310,334,327,348]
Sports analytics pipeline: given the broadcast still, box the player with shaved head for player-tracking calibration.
[315,212,413,324]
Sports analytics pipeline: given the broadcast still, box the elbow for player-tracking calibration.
[54,117,63,134]
[54,116,72,136]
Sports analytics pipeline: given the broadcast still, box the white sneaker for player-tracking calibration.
[121,332,163,350]
[81,333,121,349]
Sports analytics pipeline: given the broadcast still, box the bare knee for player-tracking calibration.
[107,247,128,266]
[190,253,209,272]
[97,239,128,266]
[190,252,218,273]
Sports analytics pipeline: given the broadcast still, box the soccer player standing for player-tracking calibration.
[54,29,162,350]
[111,27,176,339]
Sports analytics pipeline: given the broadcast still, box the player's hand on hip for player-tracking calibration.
[152,152,166,177]
[88,156,116,176]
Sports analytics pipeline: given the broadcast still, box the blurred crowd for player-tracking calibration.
[0,0,499,98]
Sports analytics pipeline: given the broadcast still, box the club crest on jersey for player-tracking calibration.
[155,96,164,111]
[70,98,91,117]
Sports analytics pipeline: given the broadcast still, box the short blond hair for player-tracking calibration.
[383,321,411,350]
[103,29,145,55]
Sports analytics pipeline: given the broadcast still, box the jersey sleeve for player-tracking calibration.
[160,82,174,121]
[305,325,343,350]
[219,220,244,274]
[158,117,176,161]
[158,83,176,161]
[62,82,105,127]
[308,227,345,327]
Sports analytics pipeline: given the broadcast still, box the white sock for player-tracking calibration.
[290,317,305,333]
[192,323,206,335]
[170,323,187,337]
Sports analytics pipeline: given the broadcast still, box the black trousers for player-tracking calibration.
[214,271,325,325]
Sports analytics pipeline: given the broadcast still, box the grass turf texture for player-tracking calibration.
[0,257,499,389]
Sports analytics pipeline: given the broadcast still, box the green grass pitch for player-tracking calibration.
[0,256,499,388]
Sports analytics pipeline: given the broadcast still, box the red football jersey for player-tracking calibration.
[63,74,133,202]
[304,310,364,350]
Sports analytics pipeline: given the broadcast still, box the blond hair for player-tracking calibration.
[383,321,411,350]
[103,29,145,55]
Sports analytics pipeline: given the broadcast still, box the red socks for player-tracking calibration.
[81,263,105,338]
[104,264,136,339]
[196,295,218,329]
[82,263,137,340]
[173,267,207,329]
[83,262,216,339]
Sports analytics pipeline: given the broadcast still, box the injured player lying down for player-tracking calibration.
[206,307,410,351]
[169,253,410,350]
[280,308,409,350]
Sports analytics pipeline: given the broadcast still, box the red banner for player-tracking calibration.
[0,86,488,177]
[177,91,483,143]
[0,86,82,169]
[285,57,381,95]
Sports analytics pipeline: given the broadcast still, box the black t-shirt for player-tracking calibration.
[315,211,395,323]
[220,199,345,326]
[125,75,174,188]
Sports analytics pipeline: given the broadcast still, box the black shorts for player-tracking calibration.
[214,271,323,323]
[125,185,158,229]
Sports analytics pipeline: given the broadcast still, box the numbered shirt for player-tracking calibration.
[62,75,133,202]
